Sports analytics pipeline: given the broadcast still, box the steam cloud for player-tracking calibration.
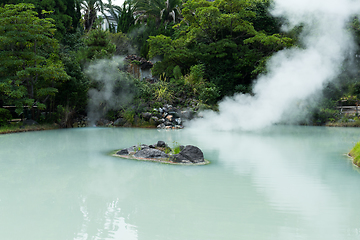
[189,0,360,131]
[86,57,134,125]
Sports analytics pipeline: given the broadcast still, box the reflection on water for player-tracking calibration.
[75,197,138,240]
[0,126,360,240]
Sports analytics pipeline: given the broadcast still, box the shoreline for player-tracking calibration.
[347,153,360,168]
[2,122,360,135]
[0,124,60,134]
[112,152,210,165]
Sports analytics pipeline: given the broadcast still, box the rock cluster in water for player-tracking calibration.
[72,104,198,129]
[114,140,206,164]
[150,104,186,129]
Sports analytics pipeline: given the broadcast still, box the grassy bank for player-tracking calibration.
[0,123,60,134]
[326,121,360,127]
[349,142,360,167]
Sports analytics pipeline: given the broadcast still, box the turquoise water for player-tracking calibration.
[0,126,360,240]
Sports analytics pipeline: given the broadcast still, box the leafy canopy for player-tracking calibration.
[0,3,69,116]
[148,0,294,97]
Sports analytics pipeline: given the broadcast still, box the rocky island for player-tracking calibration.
[113,141,209,165]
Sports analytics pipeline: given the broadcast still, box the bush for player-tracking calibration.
[0,108,12,126]
[312,108,339,125]
[198,83,220,105]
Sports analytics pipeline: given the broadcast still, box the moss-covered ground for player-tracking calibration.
[349,142,360,167]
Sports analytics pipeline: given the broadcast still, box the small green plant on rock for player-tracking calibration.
[164,146,172,154]
[172,141,181,154]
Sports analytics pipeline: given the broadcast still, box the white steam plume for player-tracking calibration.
[189,0,360,131]
[86,57,134,125]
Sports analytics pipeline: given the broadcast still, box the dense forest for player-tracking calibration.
[0,0,359,129]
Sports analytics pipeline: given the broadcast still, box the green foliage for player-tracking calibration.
[148,0,294,98]
[1,0,81,40]
[0,4,70,119]
[129,18,176,59]
[56,50,89,112]
[247,0,282,35]
[0,108,12,126]
[350,141,360,167]
[116,0,136,33]
[172,141,181,154]
[78,29,116,63]
[79,0,105,31]
[198,82,220,104]
[188,64,205,85]
[153,77,173,103]
[123,108,135,123]
[108,31,132,55]
[313,108,339,125]
[173,65,182,79]
[235,84,252,94]
[134,0,182,24]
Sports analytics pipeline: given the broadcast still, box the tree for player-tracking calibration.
[0,0,81,40]
[79,0,105,31]
[116,0,136,33]
[0,4,69,119]
[77,28,116,64]
[148,0,294,97]
[103,0,136,33]
[134,0,182,25]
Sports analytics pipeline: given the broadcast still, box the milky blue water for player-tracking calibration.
[0,126,360,240]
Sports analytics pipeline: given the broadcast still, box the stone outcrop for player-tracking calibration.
[134,148,169,158]
[170,145,205,163]
[114,141,207,165]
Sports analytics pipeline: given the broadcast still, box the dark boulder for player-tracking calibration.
[172,145,204,163]
[170,154,191,163]
[141,112,152,120]
[116,149,129,155]
[134,148,169,158]
[157,141,166,147]
[114,118,126,126]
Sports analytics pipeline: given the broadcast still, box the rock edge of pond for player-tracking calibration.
[112,141,210,165]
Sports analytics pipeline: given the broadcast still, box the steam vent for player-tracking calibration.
[113,141,209,165]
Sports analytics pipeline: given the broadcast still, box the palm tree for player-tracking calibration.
[134,0,182,25]
[104,0,136,33]
[79,0,105,31]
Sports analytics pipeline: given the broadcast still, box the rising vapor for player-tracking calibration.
[189,0,360,131]
[86,57,135,125]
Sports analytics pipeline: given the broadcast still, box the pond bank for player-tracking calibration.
[349,142,360,167]
[0,124,59,134]
[326,122,360,127]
